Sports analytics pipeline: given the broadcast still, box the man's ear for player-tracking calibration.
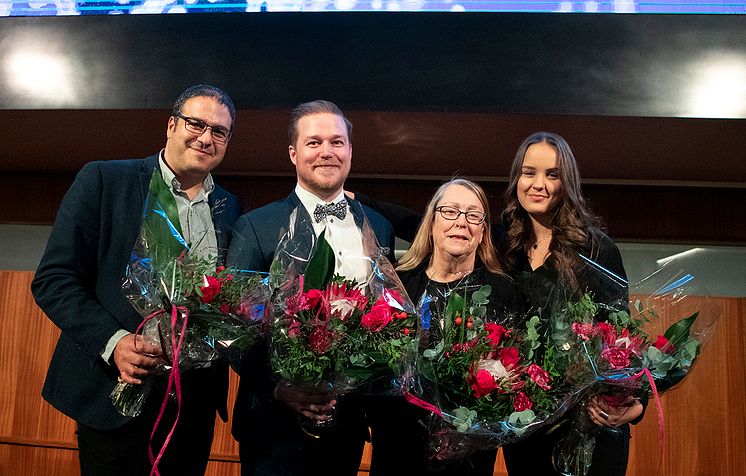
[289,145,297,165]
[166,116,176,140]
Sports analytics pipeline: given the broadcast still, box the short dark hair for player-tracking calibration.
[172,84,236,129]
[288,100,352,146]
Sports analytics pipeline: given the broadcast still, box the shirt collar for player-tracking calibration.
[158,151,214,197]
[294,183,345,213]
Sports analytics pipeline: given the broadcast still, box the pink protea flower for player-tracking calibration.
[327,282,368,321]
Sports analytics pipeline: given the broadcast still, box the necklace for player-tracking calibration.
[532,233,552,250]
[429,267,474,283]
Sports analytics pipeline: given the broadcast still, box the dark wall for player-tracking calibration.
[2,12,745,117]
[1,12,745,244]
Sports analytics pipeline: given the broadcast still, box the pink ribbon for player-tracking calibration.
[403,390,444,417]
[134,305,188,476]
[640,367,665,476]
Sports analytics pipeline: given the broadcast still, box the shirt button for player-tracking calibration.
[330,218,334,223]
[339,251,343,256]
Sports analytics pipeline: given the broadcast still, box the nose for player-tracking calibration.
[197,127,214,145]
[320,142,334,157]
[454,212,469,226]
[531,174,545,190]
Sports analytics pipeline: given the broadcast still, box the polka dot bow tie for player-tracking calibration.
[313,200,348,223]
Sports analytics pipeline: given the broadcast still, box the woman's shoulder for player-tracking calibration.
[588,227,615,245]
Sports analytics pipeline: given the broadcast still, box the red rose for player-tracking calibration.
[199,275,222,303]
[471,369,499,399]
[382,288,406,307]
[526,363,552,390]
[596,322,617,345]
[485,322,508,348]
[219,303,231,314]
[513,391,533,411]
[361,298,394,331]
[499,346,520,369]
[304,289,326,311]
[571,322,597,341]
[653,335,675,353]
[601,346,632,369]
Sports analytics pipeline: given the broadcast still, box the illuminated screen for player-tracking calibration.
[2,0,745,16]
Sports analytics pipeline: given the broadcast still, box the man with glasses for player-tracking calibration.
[227,99,395,476]
[32,84,241,475]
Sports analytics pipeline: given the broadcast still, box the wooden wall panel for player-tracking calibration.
[0,271,77,446]
[1,270,744,475]
[627,297,746,476]
[2,174,744,245]
[0,444,79,475]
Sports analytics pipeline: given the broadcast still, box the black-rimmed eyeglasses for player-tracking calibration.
[435,206,486,225]
[175,113,232,144]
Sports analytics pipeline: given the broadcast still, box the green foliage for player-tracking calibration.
[303,230,336,292]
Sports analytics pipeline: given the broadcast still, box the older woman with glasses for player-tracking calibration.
[365,178,523,476]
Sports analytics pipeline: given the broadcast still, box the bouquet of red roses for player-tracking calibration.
[267,205,417,405]
[549,258,721,476]
[403,278,589,463]
[110,170,268,419]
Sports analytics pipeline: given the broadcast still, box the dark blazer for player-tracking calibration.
[226,190,395,442]
[31,154,241,430]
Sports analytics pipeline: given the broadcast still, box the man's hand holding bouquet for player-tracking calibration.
[109,170,268,472]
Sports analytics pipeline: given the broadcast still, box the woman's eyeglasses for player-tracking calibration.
[435,206,486,225]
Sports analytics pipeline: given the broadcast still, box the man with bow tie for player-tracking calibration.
[227,100,394,476]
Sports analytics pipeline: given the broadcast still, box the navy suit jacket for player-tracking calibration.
[226,190,395,441]
[32,154,241,430]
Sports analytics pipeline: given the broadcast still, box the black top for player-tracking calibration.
[397,258,525,331]
[513,227,628,317]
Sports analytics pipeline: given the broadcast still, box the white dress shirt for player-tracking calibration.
[294,184,371,286]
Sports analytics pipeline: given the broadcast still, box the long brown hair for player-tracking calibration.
[501,132,603,290]
[397,178,502,274]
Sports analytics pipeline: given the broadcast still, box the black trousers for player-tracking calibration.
[502,422,631,476]
[77,369,218,476]
[238,393,368,476]
[365,395,497,476]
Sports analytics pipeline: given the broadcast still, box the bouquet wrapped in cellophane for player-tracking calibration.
[110,169,268,418]
[401,274,595,465]
[267,204,417,414]
[549,256,721,476]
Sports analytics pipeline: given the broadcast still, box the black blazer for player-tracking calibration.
[31,154,241,430]
[226,190,395,441]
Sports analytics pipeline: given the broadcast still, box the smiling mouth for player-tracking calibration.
[191,146,212,156]
[314,165,339,173]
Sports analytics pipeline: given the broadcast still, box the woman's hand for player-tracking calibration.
[274,379,336,421]
[588,394,643,428]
